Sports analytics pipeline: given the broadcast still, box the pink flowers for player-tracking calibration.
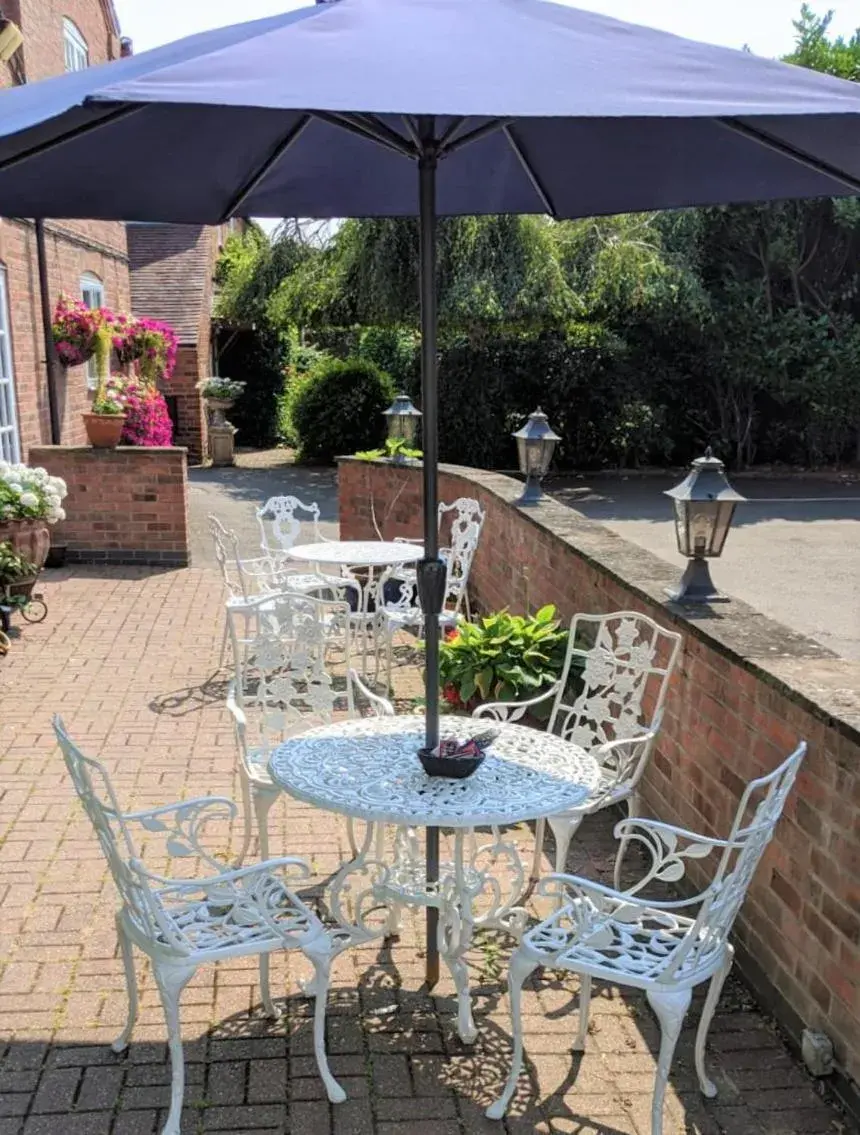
[52,296,178,384]
[120,379,174,447]
[52,296,102,366]
[112,316,178,382]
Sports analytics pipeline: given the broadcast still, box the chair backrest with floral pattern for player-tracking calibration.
[618,742,806,982]
[256,495,323,557]
[53,717,194,952]
[548,611,682,749]
[230,591,354,761]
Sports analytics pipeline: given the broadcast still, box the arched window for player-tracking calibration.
[80,272,105,389]
[63,18,89,72]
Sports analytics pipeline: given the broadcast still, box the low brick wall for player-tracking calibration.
[30,446,190,566]
[339,456,860,1103]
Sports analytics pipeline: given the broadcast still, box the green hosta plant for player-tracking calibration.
[439,605,569,712]
[355,437,423,461]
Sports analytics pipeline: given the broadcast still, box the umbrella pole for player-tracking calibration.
[415,129,444,988]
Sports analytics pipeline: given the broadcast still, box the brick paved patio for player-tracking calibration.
[0,564,852,1135]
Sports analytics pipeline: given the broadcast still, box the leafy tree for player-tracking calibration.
[784,4,860,79]
[273,215,580,336]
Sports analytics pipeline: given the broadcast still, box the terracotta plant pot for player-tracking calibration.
[83,412,126,449]
[0,518,51,571]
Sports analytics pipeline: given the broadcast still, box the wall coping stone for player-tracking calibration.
[338,456,860,742]
[31,446,188,457]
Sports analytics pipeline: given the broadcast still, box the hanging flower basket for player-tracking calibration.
[52,296,102,367]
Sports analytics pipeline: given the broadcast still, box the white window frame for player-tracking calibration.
[63,18,89,73]
[81,273,105,390]
[0,267,21,464]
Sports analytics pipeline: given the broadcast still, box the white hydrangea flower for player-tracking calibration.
[18,491,39,509]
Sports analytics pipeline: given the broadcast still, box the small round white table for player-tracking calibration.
[269,715,600,1042]
[286,541,425,672]
[286,540,424,568]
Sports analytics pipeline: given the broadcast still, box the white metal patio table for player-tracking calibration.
[269,714,600,1043]
[286,540,425,672]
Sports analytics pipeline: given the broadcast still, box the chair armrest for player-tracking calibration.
[131,856,329,951]
[225,683,246,729]
[611,815,730,902]
[471,681,560,723]
[393,536,423,545]
[349,668,394,717]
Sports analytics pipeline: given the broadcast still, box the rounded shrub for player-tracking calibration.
[291,357,396,465]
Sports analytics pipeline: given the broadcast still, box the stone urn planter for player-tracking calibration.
[0,519,51,572]
[83,412,126,449]
[204,397,235,429]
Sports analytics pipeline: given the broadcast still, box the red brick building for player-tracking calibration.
[0,0,131,461]
[127,223,231,464]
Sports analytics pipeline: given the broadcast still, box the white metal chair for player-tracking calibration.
[211,514,354,667]
[256,494,333,559]
[374,566,463,693]
[487,741,807,1134]
[226,590,392,864]
[395,496,485,619]
[474,611,683,880]
[53,717,349,1135]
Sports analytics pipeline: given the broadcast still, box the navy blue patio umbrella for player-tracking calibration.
[2,0,859,981]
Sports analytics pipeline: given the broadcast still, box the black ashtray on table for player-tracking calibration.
[418,731,498,779]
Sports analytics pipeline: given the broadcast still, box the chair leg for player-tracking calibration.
[253,789,278,861]
[219,615,229,669]
[153,961,196,1135]
[613,792,640,892]
[548,813,583,875]
[485,951,539,1120]
[236,772,253,866]
[646,986,692,1135]
[695,946,734,1099]
[306,946,347,1104]
[573,973,591,1052]
[259,953,280,1020]
[385,627,394,695]
[111,914,138,1054]
[529,817,546,882]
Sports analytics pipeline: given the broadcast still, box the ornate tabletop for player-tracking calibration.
[285,540,424,567]
[268,715,600,828]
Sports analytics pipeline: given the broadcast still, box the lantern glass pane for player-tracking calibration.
[672,500,689,555]
[688,501,720,556]
[710,501,736,556]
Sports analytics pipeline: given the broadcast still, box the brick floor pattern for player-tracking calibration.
[0,566,853,1135]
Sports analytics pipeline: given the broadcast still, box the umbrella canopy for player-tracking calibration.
[3,0,860,986]
[0,0,859,221]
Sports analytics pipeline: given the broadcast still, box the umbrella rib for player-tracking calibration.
[719,117,860,195]
[353,113,418,156]
[437,117,467,149]
[219,113,312,222]
[312,111,416,159]
[0,103,143,174]
[503,124,557,217]
[438,117,513,158]
[401,115,423,150]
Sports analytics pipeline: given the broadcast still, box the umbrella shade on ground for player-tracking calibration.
[3,0,860,985]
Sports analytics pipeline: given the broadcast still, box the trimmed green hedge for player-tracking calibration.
[291,357,396,465]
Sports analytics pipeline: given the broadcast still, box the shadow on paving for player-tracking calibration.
[0,946,847,1135]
